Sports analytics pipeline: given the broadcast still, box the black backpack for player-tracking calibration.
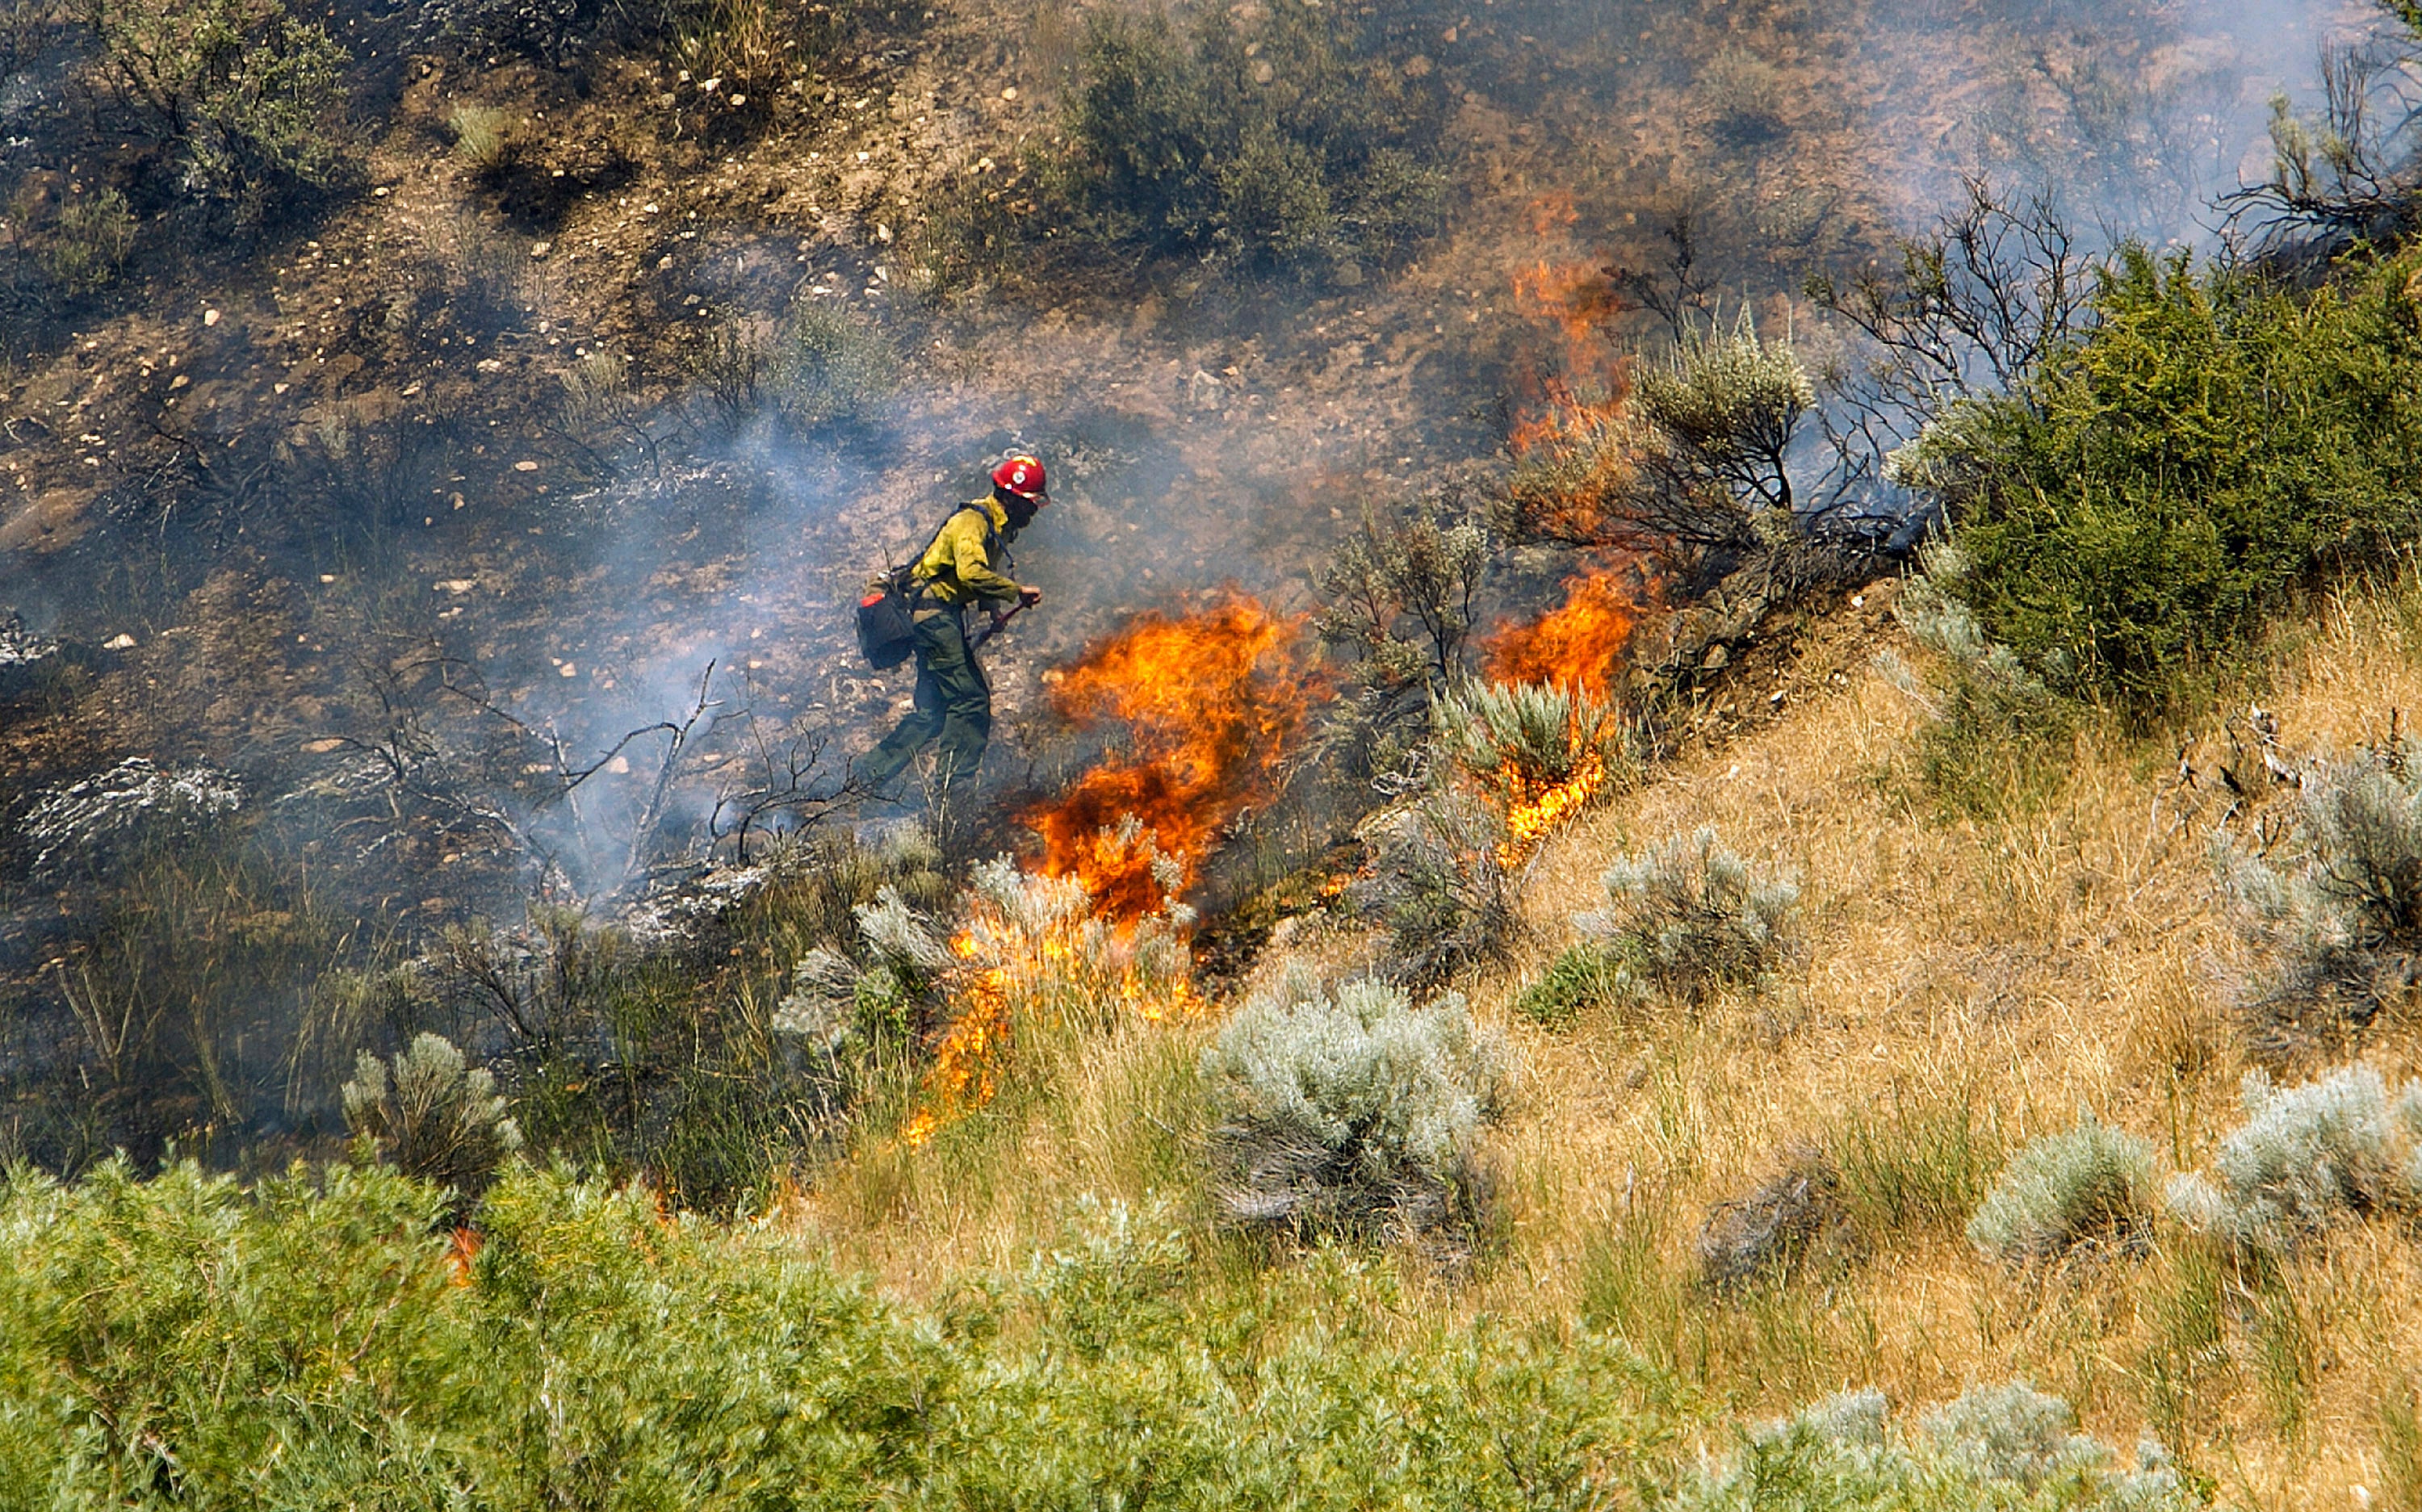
[856,505,1003,668]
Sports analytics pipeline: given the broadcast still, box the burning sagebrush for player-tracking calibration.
[1435,681,1637,865]
[1026,594,1319,919]
[900,855,1201,1148]
[1481,563,1656,702]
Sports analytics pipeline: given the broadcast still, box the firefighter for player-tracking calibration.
[854,453,1049,802]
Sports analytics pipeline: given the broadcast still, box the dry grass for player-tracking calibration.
[791,580,2422,1504]
[1471,579,2422,1506]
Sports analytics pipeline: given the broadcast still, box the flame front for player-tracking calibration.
[1498,744,1611,864]
[1025,593,1315,918]
[899,868,1202,1149]
[1483,567,1652,700]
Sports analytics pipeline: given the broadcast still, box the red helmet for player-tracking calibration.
[991,452,1047,504]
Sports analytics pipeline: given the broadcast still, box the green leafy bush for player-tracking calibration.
[2222,743,2422,1059]
[1513,940,1625,1029]
[1578,827,1800,1010]
[1966,1112,2156,1265]
[932,2,1448,289]
[79,0,352,210]
[341,1031,522,1204]
[39,187,136,292]
[1901,246,2422,714]
[0,1161,1702,1510]
[1201,967,1509,1238]
[2164,1063,2422,1247]
[1879,543,2077,818]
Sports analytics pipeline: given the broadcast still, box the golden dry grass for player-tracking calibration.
[794,580,2422,1508]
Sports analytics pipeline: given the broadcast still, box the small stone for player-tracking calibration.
[273,382,289,394]
[102,633,136,650]
[1000,86,1017,100]
[559,663,578,677]
[203,308,220,326]
[513,459,539,472]
[1702,643,1730,672]
[168,375,189,390]
[530,240,552,258]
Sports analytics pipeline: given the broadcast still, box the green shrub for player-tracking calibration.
[1201,967,1509,1238]
[2163,1063,2422,1247]
[1578,827,1800,1009]
[1831,1087,2005,1246]
[1901,246,2422,714]
[2221,743,2422,1059]
[79,0,352,209]
[341,1031,522,1204]
[0,1161,1702,1509]
[932,2,1448,288]
[1878,543,2077,818]
[1513,940,1625,1029]
[39,187,136,292]
[765,300,899,432]
[1966,1112,2156,1265]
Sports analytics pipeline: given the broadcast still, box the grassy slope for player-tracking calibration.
[795,576,2422,1510]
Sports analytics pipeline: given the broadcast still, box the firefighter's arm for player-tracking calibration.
[946,516,1026,605]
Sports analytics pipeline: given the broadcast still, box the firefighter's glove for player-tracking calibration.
[1018,585,1044,608]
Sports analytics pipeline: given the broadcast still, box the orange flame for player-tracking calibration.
[899,885,1203,1148]
[444,1226,483,1287]
[1483,566,1653,700]
[1025,593,1318,918]
[1500,747,1611,864]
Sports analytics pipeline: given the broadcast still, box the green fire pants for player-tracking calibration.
[857,608,991,798]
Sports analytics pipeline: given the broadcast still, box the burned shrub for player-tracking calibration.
[341,1032,522,1204]
[933,2,1448,290]
[1493,313,1816,576]
[1202,969,1508,1239]
[1315,498,1490,697]
[2163,1063,2422,1249]
[20,757,244,881]
[2223,743,2422,1060]
[1696,1146,1850,1290]
[1353,791,1516,991]
[1965,1113,2156,1266]
[1577,827,1799,1010]
[1697,45,1789,147]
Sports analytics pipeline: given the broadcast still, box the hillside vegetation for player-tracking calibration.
[10,0,2422,1507]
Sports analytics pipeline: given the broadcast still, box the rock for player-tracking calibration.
[102,632,136,650]
[1188,370,1226,410]
[1701,643,1730,672]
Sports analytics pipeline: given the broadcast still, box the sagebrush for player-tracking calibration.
[1201,968,1508,1238]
